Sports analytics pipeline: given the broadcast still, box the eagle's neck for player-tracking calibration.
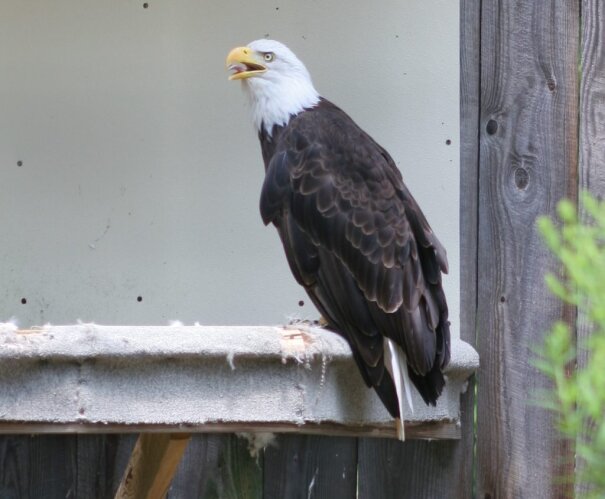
[243,76,320,136]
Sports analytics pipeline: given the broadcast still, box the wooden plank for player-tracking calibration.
[455,0,482,495]
[263,435,357,499]
[168,434,262,499]
[0,420,460,440]
[0,436,26,498]
[580,1,605,199]
[358,440,464,499]
[476,2,579,498]
[75,435,116,499]
[357,1,481,497]
[0,435,76,498]
[459,0,482,349]
[114,433,191,499]
[577,1,605,495]
[74,434,137,499]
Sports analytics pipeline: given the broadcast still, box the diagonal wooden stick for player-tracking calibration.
[115,433,191,499]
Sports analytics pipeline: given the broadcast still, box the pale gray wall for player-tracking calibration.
[0,0,459,331]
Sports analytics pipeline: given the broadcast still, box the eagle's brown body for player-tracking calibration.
[258,98,450,416]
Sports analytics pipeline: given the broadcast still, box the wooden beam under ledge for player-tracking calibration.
[0,324,478,440]
[115,433,192,499]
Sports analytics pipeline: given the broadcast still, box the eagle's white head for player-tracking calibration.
[226,39,320,135]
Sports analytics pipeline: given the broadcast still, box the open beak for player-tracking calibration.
[226,46,267,80]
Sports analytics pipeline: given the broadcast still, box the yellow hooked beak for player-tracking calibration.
[226,46,267,80]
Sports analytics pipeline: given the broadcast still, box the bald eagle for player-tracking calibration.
[226,40,450,439]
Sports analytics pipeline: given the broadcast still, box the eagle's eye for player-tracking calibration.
[263,52,275,62]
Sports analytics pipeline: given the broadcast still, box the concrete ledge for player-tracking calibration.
[0,323,478,439]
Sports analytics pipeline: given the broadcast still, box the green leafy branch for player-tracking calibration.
[536,193,605,497]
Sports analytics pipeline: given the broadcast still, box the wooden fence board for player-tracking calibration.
[356,2,480,497]
[75,435,111,498]
[476,2,579,498]
[580,1,605,199]
[577,1,605,495]
[74,435,136,499]
[168,434,262,499]
[0,435,76,499]
[0,436,28,499]
[263,435,356,499]
[456,0,482,496]
[358,440,464,499]
[459,0,481,347]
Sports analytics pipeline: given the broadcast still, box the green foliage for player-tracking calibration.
[536,193,605,496]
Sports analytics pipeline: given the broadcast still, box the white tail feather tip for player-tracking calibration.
[384,339,417,441]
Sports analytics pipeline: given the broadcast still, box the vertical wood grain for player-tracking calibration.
[577,1,605,495]
[0,435,76,498]
[75,435,136,499]
[580,1,605,199]
[456,0,482,493]
[476,2,579,498]
[358,440,466,499]
[168,434,262,499]
[263,435,356,499]
[357,1,480,497]
[0,436,29,498]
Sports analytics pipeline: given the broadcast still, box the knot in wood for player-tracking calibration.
[546,78,556,92]
[486,119,498,135]
[514,167,529,190]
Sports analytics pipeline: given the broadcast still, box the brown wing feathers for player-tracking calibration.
[259,99,450,413]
